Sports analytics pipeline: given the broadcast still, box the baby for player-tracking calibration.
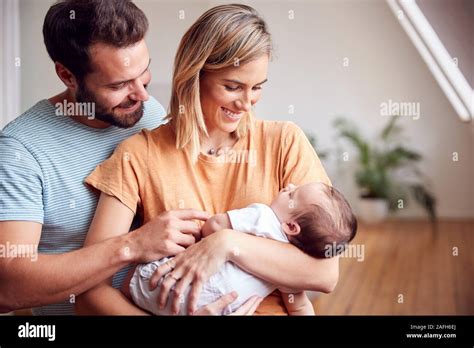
[125,182,357,315]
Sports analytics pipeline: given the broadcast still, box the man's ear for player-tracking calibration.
[281,221,301,236]
[55,62,79,92]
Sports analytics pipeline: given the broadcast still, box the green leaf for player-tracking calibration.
[380,116,402,141]
[333,117,437,221]
[334,118,370,166]
[382,147,421,167]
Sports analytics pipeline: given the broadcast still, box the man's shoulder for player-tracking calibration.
[2,96,165,134]
[0,100,56,160]
[2,100,52,137]
[144,95,165,112]
[141,95,166,128]
[1,96,166,150]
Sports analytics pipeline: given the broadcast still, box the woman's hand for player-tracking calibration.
[148,229,234,314]
[193,292,263,315]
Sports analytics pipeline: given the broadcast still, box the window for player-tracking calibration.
[386,0,473,121]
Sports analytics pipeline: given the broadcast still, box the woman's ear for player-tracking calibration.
[281,221,301,236]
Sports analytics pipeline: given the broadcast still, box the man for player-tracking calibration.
[0,0,253,315]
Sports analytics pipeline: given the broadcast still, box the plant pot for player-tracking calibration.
[357,198,389,224]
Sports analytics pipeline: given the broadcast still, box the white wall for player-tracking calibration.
[134,0,213,109]
[18,0,59,113]
[240,0,474,218]
[0,0,21,126]
[11,0,474,218]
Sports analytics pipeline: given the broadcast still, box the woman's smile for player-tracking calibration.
[221,106,243,122]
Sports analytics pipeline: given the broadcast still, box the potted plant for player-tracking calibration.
[333,116,436,224]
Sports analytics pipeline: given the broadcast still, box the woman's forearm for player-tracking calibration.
[225,229,339,292]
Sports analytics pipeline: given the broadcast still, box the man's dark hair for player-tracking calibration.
[290,185,358,259]
[43,0,148,82]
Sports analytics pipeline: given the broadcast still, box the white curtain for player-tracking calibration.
[0,0,21,129]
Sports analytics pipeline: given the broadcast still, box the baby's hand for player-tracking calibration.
[201,213,232,238]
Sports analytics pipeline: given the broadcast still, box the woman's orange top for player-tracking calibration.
[86,118,331,315]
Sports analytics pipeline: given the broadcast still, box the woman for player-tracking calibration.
[77,4,338,315]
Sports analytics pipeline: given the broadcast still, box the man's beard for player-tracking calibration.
[76,82,144,128]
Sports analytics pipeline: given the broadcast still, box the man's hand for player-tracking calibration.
[128,209,209,263]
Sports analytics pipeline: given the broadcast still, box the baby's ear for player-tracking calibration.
[281,221,301,236]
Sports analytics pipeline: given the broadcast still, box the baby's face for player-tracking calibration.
[270,182,329,223]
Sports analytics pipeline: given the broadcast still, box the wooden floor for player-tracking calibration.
[9,220,473,316]
[313,219,474,315]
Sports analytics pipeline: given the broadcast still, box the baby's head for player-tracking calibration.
[270,182,357,258]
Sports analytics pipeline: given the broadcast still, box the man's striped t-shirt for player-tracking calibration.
[0,97,165,315]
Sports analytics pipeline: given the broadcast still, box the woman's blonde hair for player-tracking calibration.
[166,4,272,161]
